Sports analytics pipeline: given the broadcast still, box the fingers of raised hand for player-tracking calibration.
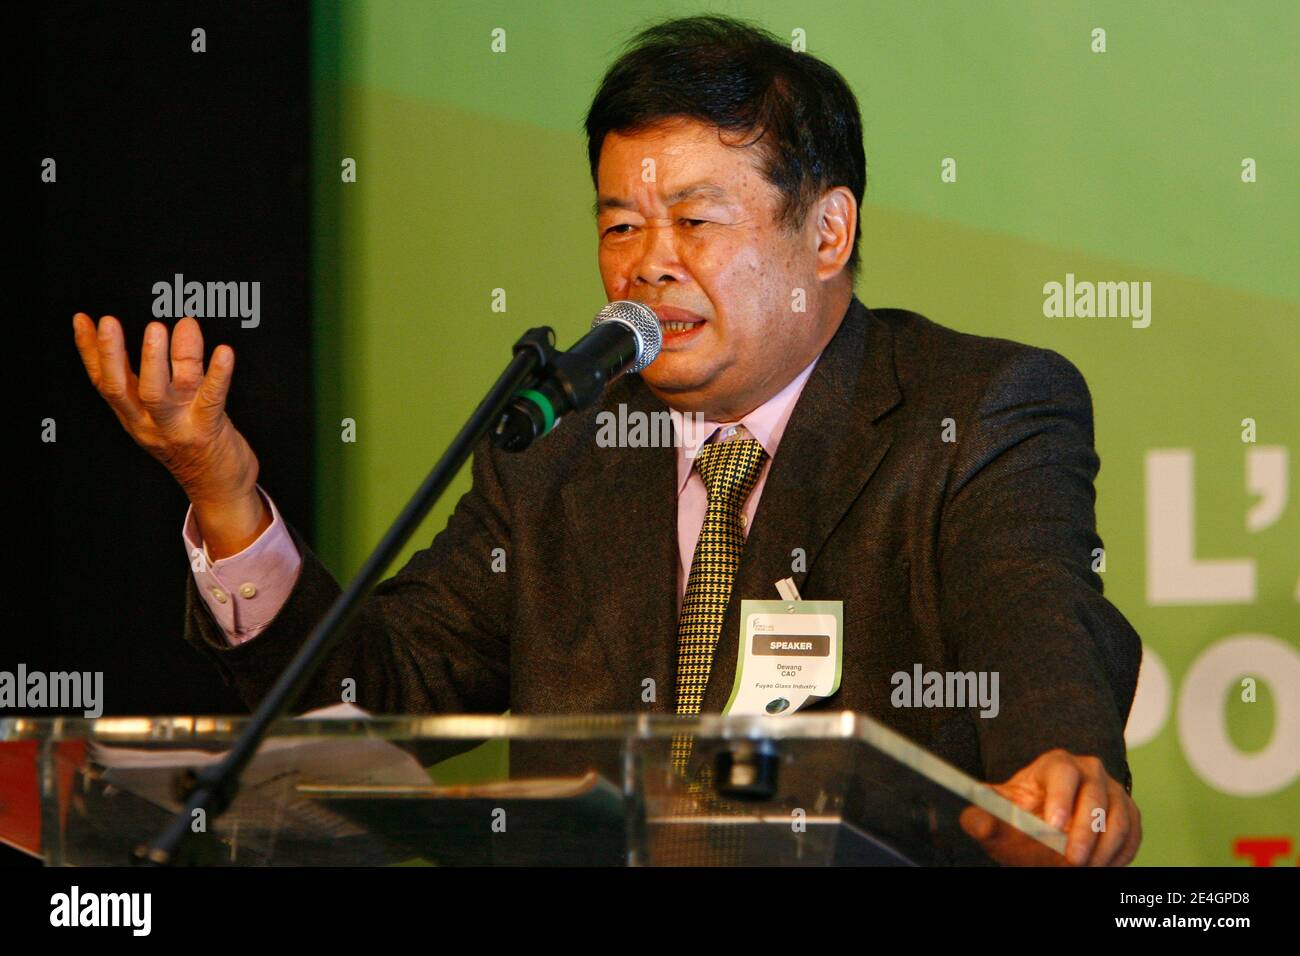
[71,313,102,386]
[76,315,143,423]
[137,321,174,410]
[170,316,206,394]
[192,344,235,421]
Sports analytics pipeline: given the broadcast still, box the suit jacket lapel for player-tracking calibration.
[699,297,903,712]
[561,375,679,712]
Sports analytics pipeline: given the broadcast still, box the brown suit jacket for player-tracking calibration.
[183,296,1141,791]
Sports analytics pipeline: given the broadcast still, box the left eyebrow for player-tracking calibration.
[593,182,731,217]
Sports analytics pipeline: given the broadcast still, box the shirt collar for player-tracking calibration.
[671,351,823,495]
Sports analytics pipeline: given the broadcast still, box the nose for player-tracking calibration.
[632,221,688,288]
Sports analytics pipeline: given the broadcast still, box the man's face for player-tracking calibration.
[595,118,839,420]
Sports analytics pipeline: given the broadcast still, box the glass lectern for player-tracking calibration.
[0,711,1067,866]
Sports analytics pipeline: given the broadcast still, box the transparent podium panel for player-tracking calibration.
[0,712,1068,866]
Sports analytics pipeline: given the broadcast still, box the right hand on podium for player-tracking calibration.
[72,313,270,559]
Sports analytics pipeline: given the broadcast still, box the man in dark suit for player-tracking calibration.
[72,15,1142,865]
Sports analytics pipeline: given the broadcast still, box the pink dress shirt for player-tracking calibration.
[669,354,820,612]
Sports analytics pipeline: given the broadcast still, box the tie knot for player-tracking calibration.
[693,437,767,508]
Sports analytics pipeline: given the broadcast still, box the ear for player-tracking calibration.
[812,186,857,281]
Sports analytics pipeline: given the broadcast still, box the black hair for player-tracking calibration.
[585,14,866,280]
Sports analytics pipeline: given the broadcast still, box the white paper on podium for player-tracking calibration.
[89,703,432,837]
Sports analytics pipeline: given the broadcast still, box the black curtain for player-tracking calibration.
[18,0,315,721]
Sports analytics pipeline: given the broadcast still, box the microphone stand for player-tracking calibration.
[134,327,558,865]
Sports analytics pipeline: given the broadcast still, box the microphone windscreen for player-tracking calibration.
[592,300,661,372]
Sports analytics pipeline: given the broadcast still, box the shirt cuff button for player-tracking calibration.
[239,583,257,599]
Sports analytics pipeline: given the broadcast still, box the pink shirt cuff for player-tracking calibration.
[182,486,302,646]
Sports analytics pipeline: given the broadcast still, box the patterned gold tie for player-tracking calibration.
[671,436,768,773]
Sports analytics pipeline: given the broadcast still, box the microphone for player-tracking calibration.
[493,301,662,452]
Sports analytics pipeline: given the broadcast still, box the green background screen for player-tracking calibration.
[309,1,1299,866]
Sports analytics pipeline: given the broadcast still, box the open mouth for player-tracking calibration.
[651,305,707,344]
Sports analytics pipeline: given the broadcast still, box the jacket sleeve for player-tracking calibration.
[181,434,513,716]
[937,347,1142,791]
